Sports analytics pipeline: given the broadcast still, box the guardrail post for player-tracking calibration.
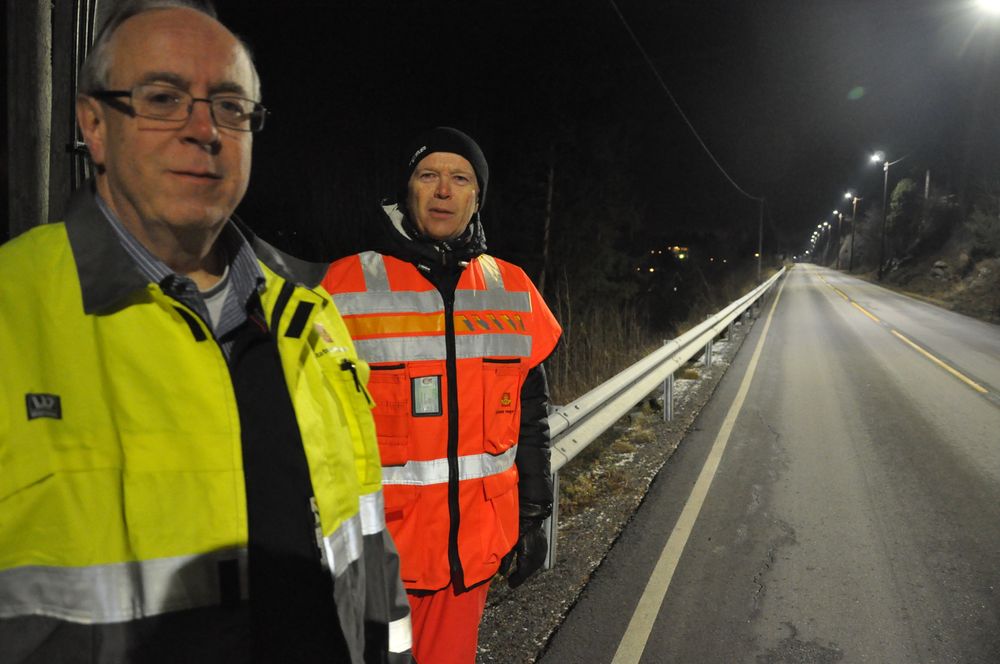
[544,470,559,570]
[704,337,714,368]
[663,371,674,422]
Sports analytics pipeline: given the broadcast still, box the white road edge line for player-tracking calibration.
[611,275,789,664]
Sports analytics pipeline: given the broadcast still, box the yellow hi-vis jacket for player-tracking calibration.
[0,190,410,663]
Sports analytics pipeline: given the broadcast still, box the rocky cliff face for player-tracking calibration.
[880,246,1000,324]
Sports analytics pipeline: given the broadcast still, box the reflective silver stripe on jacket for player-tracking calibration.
[353,332,531,364]
[360,251,390,292]
[333,252,532,316]
[478,254,504,290]
[321,513,365,577]
[333,290,442,316]
[389,615,413,653]
[359,490,387,536]
[0,548,247,624]
[381,446,517,486]
[334,289,531,316]
[455,289,530,312]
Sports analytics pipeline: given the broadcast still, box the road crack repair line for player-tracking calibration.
[610,276,790,664]
[757,622,844,664]
[748,519,797,624]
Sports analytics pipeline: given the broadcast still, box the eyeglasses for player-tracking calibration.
[90,83,268,132]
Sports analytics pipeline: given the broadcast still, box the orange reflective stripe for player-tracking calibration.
[344,313,525,340]
[344,313,445,337]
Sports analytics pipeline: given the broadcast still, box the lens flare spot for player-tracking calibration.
[847,86,866,100]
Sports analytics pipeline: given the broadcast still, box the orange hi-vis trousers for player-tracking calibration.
[407,582,491,664]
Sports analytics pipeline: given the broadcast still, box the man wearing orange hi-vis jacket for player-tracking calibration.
[323,127,562,663]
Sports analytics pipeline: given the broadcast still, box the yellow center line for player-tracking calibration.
[851,301,881,323]
[821,271,989,396]
[890,330,988,394]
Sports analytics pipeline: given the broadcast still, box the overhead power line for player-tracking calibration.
[608,0,764,203]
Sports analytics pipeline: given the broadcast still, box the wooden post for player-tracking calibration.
[7,0,52,238]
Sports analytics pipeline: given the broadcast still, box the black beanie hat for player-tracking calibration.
[401,127,489,209]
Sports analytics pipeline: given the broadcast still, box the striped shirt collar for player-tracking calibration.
[94,194,265,339]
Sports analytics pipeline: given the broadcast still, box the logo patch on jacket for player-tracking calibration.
[26,393,62,420]
[500,392,512,407]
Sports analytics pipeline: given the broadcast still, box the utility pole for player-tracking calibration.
[6,2,101,240]
[7,0,53,238]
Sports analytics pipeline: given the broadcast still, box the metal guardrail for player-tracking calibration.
[542,268,785,568]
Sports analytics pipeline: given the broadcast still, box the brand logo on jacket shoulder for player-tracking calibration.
[26,393,62,420]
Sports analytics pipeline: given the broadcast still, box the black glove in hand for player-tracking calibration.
[501,517,548,589]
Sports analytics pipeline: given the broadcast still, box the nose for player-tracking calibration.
[181,99,221,151]
[434,176,451,199]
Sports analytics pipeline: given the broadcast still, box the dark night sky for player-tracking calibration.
[208,0,999,263]
[4,1,998,264]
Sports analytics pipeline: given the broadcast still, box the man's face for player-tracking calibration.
[405,152,479,241]
[78,8,255,240]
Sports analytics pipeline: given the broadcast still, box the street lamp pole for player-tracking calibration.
[833,210,844,270]
[873,152,906,280]
[844,193,861,273]
[823,222,832,265]
[878,160,890,280]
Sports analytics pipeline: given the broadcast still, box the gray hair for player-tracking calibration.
[77,0,261,100]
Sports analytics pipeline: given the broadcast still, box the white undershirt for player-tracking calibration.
[199,262,232,330]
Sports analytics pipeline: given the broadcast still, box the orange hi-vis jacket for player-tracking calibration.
[323,251,561,591]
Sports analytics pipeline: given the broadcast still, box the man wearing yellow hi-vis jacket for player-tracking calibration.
[0,2,410,662]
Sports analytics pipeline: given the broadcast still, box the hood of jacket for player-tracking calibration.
[375,202,487,273]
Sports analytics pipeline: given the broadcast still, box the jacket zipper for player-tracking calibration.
[442,286,464,589]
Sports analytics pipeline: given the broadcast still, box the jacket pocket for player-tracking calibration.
[368,365,410,466]
[382,484,423,583]
[480,465,520,565]
[482,359,524,455]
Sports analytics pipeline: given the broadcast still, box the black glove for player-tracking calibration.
[499,516,548,589]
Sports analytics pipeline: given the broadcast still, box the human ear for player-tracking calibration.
[75,95,107,166]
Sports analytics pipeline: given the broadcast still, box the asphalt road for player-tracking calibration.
[539,264,1000,664]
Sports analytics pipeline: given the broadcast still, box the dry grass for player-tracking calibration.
[546,302,659,405]
[546,267,769,517]
[558,413,659,516]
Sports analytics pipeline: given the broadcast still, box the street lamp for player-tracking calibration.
[871,152,906,280]
[977,0,1000,14]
